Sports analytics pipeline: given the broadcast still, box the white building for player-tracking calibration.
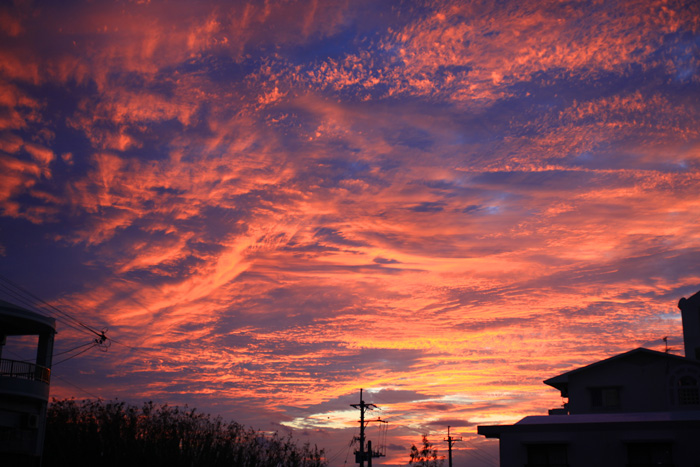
[0,299,56,466]
[478,291,700,466]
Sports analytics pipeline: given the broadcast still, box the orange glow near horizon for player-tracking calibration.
[1,0,699,465]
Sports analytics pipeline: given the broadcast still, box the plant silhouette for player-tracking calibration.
[44,398,326,467]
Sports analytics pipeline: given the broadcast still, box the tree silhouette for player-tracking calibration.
[409,435,444,467]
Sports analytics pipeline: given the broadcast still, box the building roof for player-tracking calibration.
[543,347,700,393]
[477,411,700,438]
[515,411,700,425]
[679,289,700,309]
[0,299,56,335]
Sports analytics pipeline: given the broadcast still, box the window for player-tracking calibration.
[669,365,700,406]
[590,387,620,410]
[526,444,568,467]
[627,442,673,467]
[678,375,699,405]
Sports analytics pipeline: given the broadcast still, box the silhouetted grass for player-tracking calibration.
[44,398,326,467]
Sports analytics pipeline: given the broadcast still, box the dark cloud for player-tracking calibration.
[426,419,474,428]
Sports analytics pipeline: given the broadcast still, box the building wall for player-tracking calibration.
[0,303,55,467]
[498,423,700,467]
[566,355,699,414]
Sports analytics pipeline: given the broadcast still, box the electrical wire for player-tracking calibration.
[0,275,144,353]
[2,347,103,400]
[0,281,97,340]
[3,348,35,363]
[103,334,139,350]
[0,281,85,333]
[0,275,127,351]
[378,419,388,455]
[462,437,499,466]
[0,277,131,404]
[52,344,98,366]
[0,276,120,378]
[50,372,102,399]
[343,426,359,466]
[324,444,347,465]
[52,341,96,357]
[0,274,104,339]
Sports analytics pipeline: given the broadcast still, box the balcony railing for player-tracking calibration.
[0,358,50,384]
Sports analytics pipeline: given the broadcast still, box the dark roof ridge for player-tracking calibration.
[544,347,699,389]
[0,299,56,332]
[679,289,700,308]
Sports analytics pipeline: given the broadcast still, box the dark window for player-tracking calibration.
[678,375,699,405]
[526,444,568,467]
[590,387,620,410]
[627,442,673,467]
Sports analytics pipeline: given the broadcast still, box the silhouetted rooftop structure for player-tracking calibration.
[478,290,700,467]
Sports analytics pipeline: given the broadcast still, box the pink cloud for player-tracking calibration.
[0,156,40,217]
[23,142,54,166]
[0,8,23,37]
[0,132,22,153]
[289,0,698,105]
[0,148,58,222]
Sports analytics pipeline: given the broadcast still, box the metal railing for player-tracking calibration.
[0,358,50,384]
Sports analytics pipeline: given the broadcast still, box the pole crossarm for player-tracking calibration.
[363,417,386,427]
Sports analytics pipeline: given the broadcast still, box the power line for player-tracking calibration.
[52,344,98,366]
[50,372,102,400]
[0,274,104,339]
[0,275,133,354]
[462,437,499,466]
[343,426,359,466]
[5,340,103,399]
[53,341,96,357]
[325,443,348,465]
[103,335,140,351]
[0,280,96,339]
[3,348,35,363]
[4,343,97,369]
[0,277,118,405]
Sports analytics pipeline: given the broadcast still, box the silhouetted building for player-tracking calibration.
[0,300,55,466]
[478,291,700,466]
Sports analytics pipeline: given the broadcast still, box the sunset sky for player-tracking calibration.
[1,0,699,465]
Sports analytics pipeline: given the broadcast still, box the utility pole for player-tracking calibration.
[444,426,462,467]
[351,388,386,467]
